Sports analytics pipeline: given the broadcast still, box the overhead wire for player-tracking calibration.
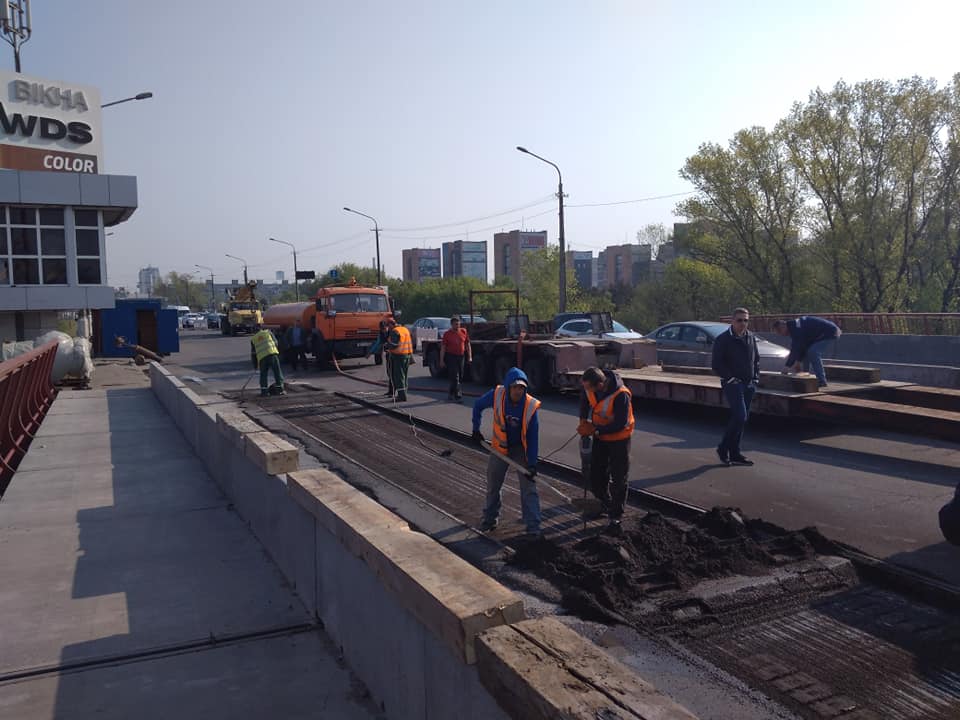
[380,195,555,232]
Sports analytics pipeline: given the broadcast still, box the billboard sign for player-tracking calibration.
[519,232,546,250]
[0,70,102,173]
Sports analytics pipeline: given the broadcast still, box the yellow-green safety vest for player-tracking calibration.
[252,330,279,363]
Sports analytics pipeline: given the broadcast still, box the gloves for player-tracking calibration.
[472,430,484,446]
[577,420,596,437]
[526,466,538,480]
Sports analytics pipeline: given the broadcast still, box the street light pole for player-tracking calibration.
[101,92,154,108]
[343,207,381,286]
[517,146,567,313]
[269,238,299,301]
[195,264,215,310]
[225,254,249,284]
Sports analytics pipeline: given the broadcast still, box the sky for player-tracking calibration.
[17,0,960,290]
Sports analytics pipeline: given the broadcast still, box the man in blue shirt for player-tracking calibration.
[284,319,308,371]
[773,316,841,387]
[471,367,542,538]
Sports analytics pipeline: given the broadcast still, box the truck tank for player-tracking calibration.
[261,302,313,329]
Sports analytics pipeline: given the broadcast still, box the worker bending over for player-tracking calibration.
[472,367,542,538]
[384,318,412,402]
[579,366,634,533]
[251,326,284,397]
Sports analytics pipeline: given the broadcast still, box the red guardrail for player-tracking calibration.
[1,340,59,499]
[725,313,960,335]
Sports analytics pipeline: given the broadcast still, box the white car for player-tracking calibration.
[182,313,207,329]
[555,318,643,340]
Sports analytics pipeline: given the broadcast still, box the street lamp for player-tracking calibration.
[101,92,154,108]
[517,146,567,313]
[225,253,249,284]
[269,237,299,301]
[343,207,381,286]
[195,264,215,310]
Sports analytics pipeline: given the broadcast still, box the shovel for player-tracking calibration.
[478,438,602,514]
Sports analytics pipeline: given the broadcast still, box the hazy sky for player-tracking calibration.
[19,1,960,290]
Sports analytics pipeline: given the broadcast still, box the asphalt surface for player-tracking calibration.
[168,330,960,587]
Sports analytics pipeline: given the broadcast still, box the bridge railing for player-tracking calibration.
[729,313,960,335]
[1,340,59,499]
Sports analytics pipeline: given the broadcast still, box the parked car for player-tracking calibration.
[555,318,643,340]
[408,316,452,351]
[205,313,221,329]
[182,313,206,329]
[646,321,789,370]
[458,314,488,324]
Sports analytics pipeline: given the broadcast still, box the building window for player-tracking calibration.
[0,206,67,286]
[75,209,102,285]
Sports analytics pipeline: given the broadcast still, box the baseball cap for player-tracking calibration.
[510,378,528,388]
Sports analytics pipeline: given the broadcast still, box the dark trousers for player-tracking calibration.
[719,382,756,456]
[287,344,307,370]
[446,353,464,398]
[389,354,410,396]
[259,354,284,392]
[590,437,631,519]
[383,353,394,394]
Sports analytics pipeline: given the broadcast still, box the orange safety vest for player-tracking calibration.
[491,385,541,457]
[586,385,634,442]
[389,325,413,356]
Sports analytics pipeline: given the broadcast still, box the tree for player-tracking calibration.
[155,271,208,309]
[636,223,668,259]
[678,126,807,313]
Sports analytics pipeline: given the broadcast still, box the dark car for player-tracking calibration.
[205,313,221,329]
[647,321,789,370]
[408,316,452,351]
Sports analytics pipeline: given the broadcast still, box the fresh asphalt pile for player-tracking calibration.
[510,508,840,626]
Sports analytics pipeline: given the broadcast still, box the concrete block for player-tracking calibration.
[477,618,697,720]
[245,432,298,475]
[216,412,267,452]
[423,623,509,720]
[822,364,881,383]
[661,364,715,376]
[288,468,525,664]
[758,371,819,393]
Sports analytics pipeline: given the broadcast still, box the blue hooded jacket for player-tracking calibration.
[472,367,539,467]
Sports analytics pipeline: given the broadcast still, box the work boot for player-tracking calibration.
[383,389,393,397]
[396,391,407,402]
[605,519,623,536]
[260,390,269,397]
[716,447,730,466]
[480,518,498,532]
[730,455,754,466]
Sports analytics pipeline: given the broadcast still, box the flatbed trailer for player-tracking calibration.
[420,329,657,394]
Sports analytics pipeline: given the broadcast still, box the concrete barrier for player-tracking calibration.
[148,363,699,720]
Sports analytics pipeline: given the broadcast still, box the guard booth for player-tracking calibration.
[94,299,179,358]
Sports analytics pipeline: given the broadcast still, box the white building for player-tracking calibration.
[0,70,138,341]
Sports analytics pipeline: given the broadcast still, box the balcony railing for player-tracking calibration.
[1,340,59,498]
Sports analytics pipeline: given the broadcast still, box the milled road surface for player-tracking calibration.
[168,331,960,586]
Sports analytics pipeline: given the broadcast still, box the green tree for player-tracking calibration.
[155,271,209,309]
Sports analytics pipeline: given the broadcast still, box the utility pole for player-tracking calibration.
[269,238,299,301]
[0,0,31,73]
[517,146,567,313]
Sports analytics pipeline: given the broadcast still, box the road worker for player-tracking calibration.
[471,367,542,538]
[366,320,394,397]
[579,366,634,534]
[250,326,284,397]
[383,318,412,402]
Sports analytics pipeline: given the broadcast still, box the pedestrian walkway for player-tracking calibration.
[0,366,378,719]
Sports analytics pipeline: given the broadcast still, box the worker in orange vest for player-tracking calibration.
[384,318,413,402]
[472,366,542,538]
[579,366,634,533]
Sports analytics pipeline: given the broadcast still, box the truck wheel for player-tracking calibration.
[229,324,236,337]
[523,358,547,394]
[469,353,490,385]
[426,347,443,378]
[493,355,512,385]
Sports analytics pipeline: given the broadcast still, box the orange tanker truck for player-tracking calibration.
[261,279,394,367]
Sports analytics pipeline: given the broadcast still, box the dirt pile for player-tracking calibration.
[509,508,840,625]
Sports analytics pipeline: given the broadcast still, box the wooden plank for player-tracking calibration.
[822,364,881,383]
[286,468,526,664]
[477,618,698,720]
[244,431,299,475]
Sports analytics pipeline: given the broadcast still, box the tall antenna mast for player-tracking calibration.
[0,0,31,72]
